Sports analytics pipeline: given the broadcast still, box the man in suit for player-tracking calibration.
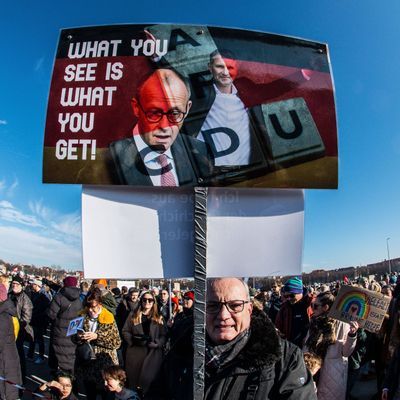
[183,49,311,178]
[110,68,213,186]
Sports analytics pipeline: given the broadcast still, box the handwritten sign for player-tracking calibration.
[329,285,391,333]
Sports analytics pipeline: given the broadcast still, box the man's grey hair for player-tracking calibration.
[207,277,250,301]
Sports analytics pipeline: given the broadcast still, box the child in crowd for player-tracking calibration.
[103,365,140,400]
[303,352,323,392]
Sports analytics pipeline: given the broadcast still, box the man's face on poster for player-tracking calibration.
[132,70,192,152]
[209,54,238,89]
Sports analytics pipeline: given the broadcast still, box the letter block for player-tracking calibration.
[261,97,325,169]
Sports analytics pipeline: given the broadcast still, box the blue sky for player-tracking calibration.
[0,1,399,272]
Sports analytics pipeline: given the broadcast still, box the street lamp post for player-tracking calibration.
[387,237,392,275]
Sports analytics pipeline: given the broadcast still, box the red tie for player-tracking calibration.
[157,154,177,187]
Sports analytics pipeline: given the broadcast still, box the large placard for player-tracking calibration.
[43,24,337,188]
[81,187,304,279]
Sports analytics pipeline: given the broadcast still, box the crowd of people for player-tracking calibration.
[0,270,399,399]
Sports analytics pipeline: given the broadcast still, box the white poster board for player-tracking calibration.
[206,188,304,277]
[82,186,195,279]
[82,186,304,279]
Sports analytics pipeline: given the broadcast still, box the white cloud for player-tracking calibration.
[7,177,18,197]
[0,200,43,228]
[0,120,7,125]
[51,212,81,239]
[34,57,44,72]
[29,199,52,220]
[0,190,82,268]
[0,177,19,197]
[0,225,82,268]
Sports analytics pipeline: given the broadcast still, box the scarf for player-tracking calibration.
[205,329,250,371]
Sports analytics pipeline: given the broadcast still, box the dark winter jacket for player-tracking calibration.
[0,299,22,400]
[116,298,138,333]
[275,294,313,347]
[383,344,400,400]
[30,290,51,327]
[9,290,34,341]
[47,286,82,373]
[149,311,316,400]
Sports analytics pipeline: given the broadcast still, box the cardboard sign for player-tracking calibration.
[43,24,337,189]
[329,285,391,333]
[66,316,84,336]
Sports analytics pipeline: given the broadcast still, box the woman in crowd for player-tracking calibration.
[37,371,77,400]
[103,365,140,400]
[47,276,82,374]
[0,283,21,400]
[303,291,358,400]
[122,290,167,396]
[75,288,121,400]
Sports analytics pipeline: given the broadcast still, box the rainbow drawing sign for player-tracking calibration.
[42,24,337,189]
[329,285,391,333]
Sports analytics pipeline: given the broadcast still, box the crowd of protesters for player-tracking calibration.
[0,270,400,399]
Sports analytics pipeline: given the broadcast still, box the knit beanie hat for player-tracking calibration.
[283,277,303,294]
[63,276,78,287]
[11,275,24,286]
[0,283,7,302]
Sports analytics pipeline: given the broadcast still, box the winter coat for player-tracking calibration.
[110,387,140,400]
[382,344,400,400]
[149,311,316,400]
[122,312,167,394]
[275,294,313,347]
[30,290,51,327]
[47,286,82,373]
[74,307,121,389]
[304,321,357,400]
[116,298,138,333]
[9,290,34,341]
[0,299,22,400]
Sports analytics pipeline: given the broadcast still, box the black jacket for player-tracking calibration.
[383,344,400,399]
[149,311,316,400]
[47,286,82,373]
[9,290,34,341]
[0,299,22,400]
[204,312,316,400]
[30,290,51,327]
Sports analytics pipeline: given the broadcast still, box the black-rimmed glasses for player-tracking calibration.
[206,300,250,314]
[142,298,154,303]
[137,101,189,123]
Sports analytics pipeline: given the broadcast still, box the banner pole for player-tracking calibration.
[193,187,208,400]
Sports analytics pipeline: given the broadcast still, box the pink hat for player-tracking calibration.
[0,284,8,302]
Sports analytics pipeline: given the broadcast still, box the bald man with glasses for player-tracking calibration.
[110,68,214,186]
[149,277,316,399]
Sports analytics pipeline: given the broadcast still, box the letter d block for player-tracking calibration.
[261,98,325,169]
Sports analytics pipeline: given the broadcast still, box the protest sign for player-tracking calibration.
[329,285,391,333]
[206,188,304,277]
[81,186,303,279]
[82,186,195,279]
[43,24,337,188]
[66,316,84,337]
